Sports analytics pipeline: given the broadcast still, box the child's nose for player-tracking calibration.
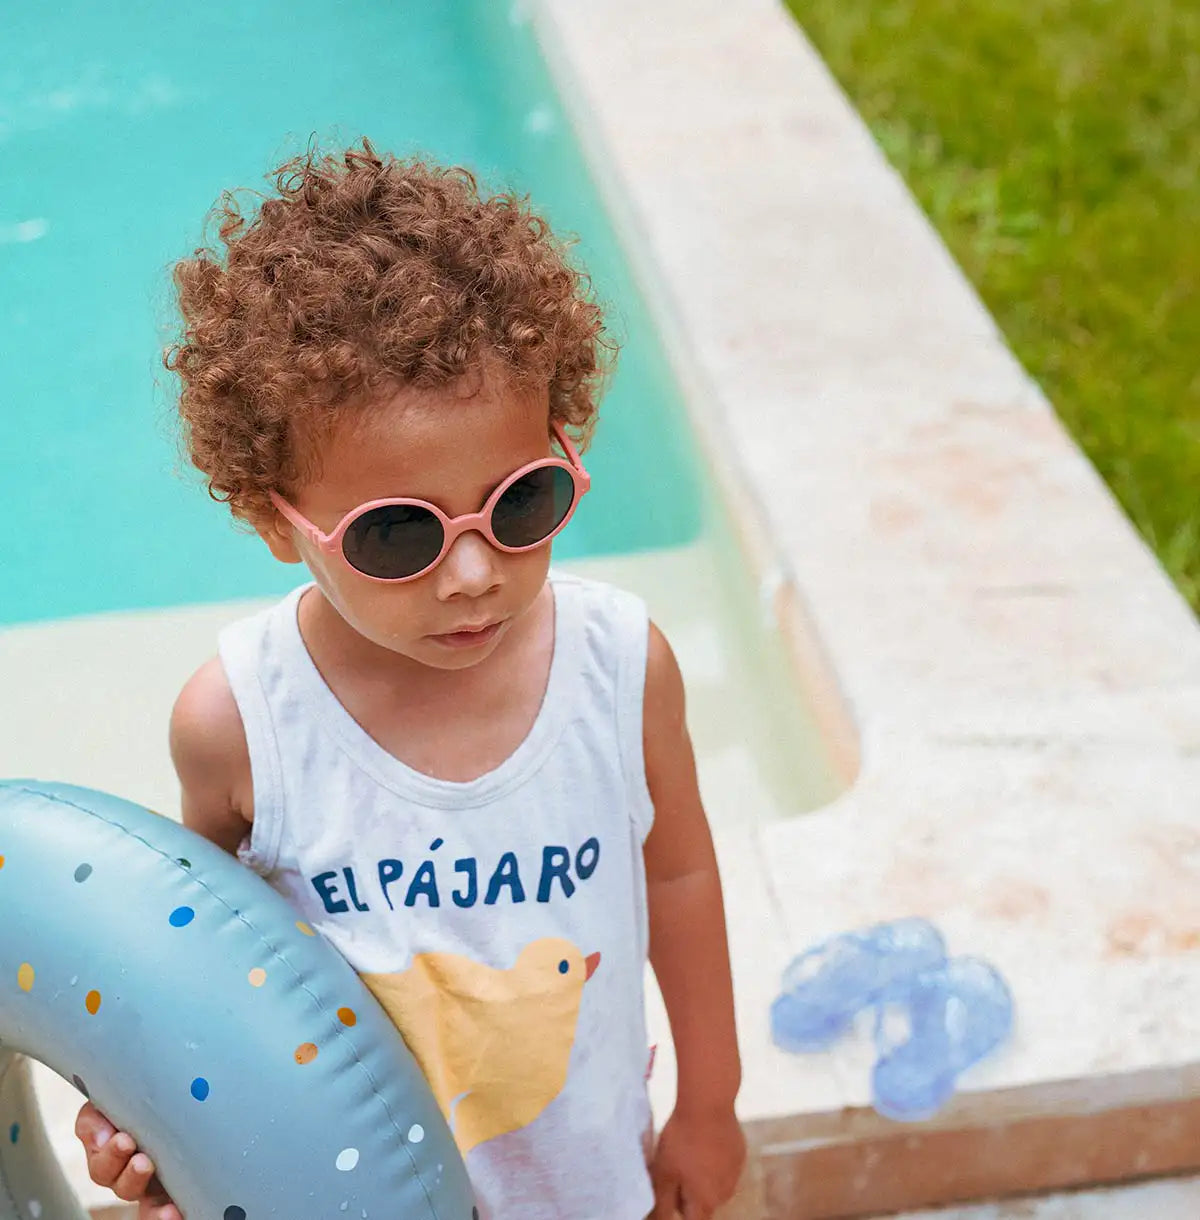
[435,528,502,598]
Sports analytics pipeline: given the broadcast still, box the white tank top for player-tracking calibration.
[218,571,656,1220]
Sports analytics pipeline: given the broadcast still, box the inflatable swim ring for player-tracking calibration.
[0,779,475,1220]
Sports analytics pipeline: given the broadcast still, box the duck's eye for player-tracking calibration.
[558,960,569,974]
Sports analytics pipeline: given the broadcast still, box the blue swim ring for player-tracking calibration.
[0,780,475,1220]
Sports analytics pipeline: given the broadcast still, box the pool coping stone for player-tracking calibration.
[531,0,1200,1216]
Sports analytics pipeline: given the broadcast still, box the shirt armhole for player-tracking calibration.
[615,593,656,843]
[217,618,285,878]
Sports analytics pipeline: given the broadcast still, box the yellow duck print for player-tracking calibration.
[361,937,600,1154]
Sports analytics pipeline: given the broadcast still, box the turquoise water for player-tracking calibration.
[0,1,703,626]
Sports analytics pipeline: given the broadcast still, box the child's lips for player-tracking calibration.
[428,620,503,648]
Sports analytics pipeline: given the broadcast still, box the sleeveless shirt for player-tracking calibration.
[217,571,656,1220]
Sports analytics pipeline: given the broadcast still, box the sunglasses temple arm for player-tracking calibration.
[553,422,590,486]
[270,493,327,548]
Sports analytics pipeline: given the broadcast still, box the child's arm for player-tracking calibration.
[642,624,746,1219]
[76,658,253,1220]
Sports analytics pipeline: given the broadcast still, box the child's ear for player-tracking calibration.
[255,511,305,565]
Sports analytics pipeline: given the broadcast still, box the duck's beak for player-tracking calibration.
[585,951,601,980]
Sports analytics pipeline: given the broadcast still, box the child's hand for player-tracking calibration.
[650,1106,746,1219]
[74,1102,183,1220]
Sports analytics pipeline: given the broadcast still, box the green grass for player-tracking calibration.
[785,0,1200,609]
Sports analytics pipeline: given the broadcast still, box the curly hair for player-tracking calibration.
[165,137,615,522]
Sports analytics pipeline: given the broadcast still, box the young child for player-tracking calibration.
[74,138,744,1220]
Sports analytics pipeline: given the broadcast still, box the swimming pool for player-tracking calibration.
[2,5,850,1210]
[0,0,703,626]
[0,0,844,816]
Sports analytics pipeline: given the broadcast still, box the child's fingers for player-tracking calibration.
[75,1102,138,1194]
[109,1149,158,1202]
[138,1200,183,1220]
[85,1129,139,1189]
[73,1101,115,1151]
[75,1104,180,1216]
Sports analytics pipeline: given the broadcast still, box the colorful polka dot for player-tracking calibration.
[335,1147,359,1171]
[294,1042,318,1065]
[223,1208,246,1220]
[337,1007,357,1026]
[296,921,315,937]
[169,906,195,928]
[0,855,5,869]
[248,968,267,987]
[74,863,92,882]
[17,963,33,992]
[85,990,101,1015]
[190,1077,210,1101]
[407,1124,424,1144]
[176,857,191,868]
[8,1124,17,1144]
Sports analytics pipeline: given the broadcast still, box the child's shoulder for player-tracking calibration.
[547,566,647,614]
[547,568,668,698]
[170,655,255,845]
[172,654,245,747]
[548,567,651,651]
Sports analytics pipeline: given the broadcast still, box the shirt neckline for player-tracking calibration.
[276,573,581,809]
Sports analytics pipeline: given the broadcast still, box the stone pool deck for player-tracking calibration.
[534,0,1200,1216]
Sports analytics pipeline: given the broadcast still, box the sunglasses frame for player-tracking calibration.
[268,420,591,583]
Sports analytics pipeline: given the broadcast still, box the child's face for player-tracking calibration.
[263,368,561,672]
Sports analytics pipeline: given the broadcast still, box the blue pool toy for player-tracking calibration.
[770,917,948,1052]
[870,955,1014,1123]
[0,780,476,1219]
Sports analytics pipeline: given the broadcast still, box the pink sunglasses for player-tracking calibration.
[269,421,591,582]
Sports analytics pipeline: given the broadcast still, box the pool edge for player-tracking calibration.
[526,3,863,797]
[531,0,1200,1216]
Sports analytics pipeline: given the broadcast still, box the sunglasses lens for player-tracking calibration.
[491,466,576,549]
[341,503,444,579]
